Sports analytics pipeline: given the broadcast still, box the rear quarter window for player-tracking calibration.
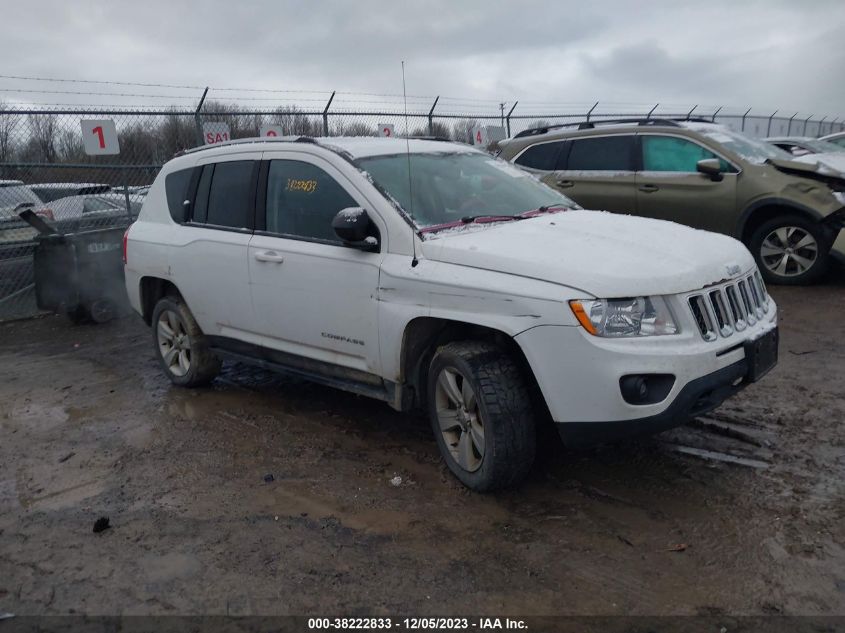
[514,142,562,170]
[164,168,195,223]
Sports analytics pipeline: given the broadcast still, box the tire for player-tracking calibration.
[151,295,221,387]
[749,214,831,285]
[427,341,536,492]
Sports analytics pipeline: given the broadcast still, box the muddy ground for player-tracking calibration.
[0,277,843,618]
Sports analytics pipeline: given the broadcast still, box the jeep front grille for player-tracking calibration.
[688,272,769,341]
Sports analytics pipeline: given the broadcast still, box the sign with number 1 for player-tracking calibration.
[81,119,120,155]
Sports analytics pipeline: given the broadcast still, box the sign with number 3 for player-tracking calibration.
[81,119,120,155]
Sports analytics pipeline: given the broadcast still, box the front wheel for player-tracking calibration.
[427,341,536,492]
[151,295,221,387]
[750,215,831,285]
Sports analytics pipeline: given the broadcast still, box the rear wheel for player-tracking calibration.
[750,214,830,285]
[427,341,535,491]
[151,295,221,387]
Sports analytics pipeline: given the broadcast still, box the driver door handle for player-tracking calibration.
[556,179,574,188]
[639,184,659,193]
[254,251,285,263]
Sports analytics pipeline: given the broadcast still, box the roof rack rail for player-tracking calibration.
[512,117,717,139]
[178,135,317,156]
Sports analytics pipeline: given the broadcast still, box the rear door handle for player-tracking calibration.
[556,179,574,188]
[638,184,659,193]
[254,251,285,263]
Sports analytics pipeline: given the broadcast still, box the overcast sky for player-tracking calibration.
[2,0,844,117]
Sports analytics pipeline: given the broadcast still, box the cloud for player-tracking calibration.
[1,0,843,116]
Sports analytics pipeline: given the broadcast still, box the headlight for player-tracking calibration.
[569,296,678,337]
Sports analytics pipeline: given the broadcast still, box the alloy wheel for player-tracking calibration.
[760,226,818,277]
[157,310,191,377]
[434,366,485,472]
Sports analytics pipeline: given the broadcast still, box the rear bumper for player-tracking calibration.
[556,358,749,448]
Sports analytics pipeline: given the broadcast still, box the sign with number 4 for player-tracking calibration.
[81,119,120,155]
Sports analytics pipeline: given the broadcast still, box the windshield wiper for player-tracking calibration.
[518,204,571,218]
[460,214,521,224]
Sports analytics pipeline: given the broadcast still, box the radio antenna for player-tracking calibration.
[402,61,419,267]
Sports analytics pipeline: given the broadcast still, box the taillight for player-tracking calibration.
[122,228,129,264]
[35,207,54,220]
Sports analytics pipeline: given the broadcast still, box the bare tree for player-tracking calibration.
[270,106,321,136]
[0,102,16,163]
[28,114,57,163]
[452,118,479,144]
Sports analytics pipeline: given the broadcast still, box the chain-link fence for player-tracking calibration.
[1,99,843,320]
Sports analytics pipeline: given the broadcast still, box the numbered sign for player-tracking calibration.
[471,126,489,147]
[259,125,284,138]
[378,124,395,138]
[81,119,120,155]
[203,122,231,145]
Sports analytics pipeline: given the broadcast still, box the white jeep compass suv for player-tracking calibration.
[124,136,778,491]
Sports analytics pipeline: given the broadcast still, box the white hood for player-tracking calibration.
[793,152,845,177]
[420,210,756,297]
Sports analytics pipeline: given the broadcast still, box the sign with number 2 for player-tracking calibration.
[81,119,120,155]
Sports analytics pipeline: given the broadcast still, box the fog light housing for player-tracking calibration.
[620,374,675,405]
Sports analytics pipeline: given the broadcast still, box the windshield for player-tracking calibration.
[681,123,792,165]
[356,152,577,231]
[801,139,845,154]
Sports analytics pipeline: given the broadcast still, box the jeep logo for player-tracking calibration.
[725,264,742,277]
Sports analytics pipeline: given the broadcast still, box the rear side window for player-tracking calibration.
[164,168,194,222]
[565,136,635,171]
[642,136,731,172]
[193,161,256,229]
[514,142,562,170]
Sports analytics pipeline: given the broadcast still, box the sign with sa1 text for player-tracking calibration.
[203,122,231,145]
[378,123,395,138]
[259,125,284,138]
[81,119,120,155]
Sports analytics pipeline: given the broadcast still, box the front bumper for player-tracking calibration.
[556,357,750,447]
[514,298,778,443]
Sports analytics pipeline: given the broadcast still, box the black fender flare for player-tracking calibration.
[735,198,824,241]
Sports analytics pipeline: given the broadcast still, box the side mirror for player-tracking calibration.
[332,207,379,251]
[696,158,724,181]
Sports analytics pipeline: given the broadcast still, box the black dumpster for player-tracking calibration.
[22,209,129,323]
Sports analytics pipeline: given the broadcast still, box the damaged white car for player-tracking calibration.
[124,137,778,491]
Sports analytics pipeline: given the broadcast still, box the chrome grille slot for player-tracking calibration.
[725,285,746,331]
[689,295,717,341]
[737,279,757,325]
[708,290,733,337]
[688,270,769,341]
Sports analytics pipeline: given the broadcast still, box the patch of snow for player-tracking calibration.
[793,152,845,177]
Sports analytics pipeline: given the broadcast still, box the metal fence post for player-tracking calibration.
[818,116,827,136]
[711,106,722,122]
[123,170,132,220]
[831,117,839,135]
[194,87,208,147]
[646,103,659,120]
[322,91,335,137]
[802,114,812,136]
[505,101,518,137]
[787,112,797,135]
[686,104,697,120]
[586,101,599,122]
[741,107,752,131]
[767,110,778,137]
[427,96,439,135]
